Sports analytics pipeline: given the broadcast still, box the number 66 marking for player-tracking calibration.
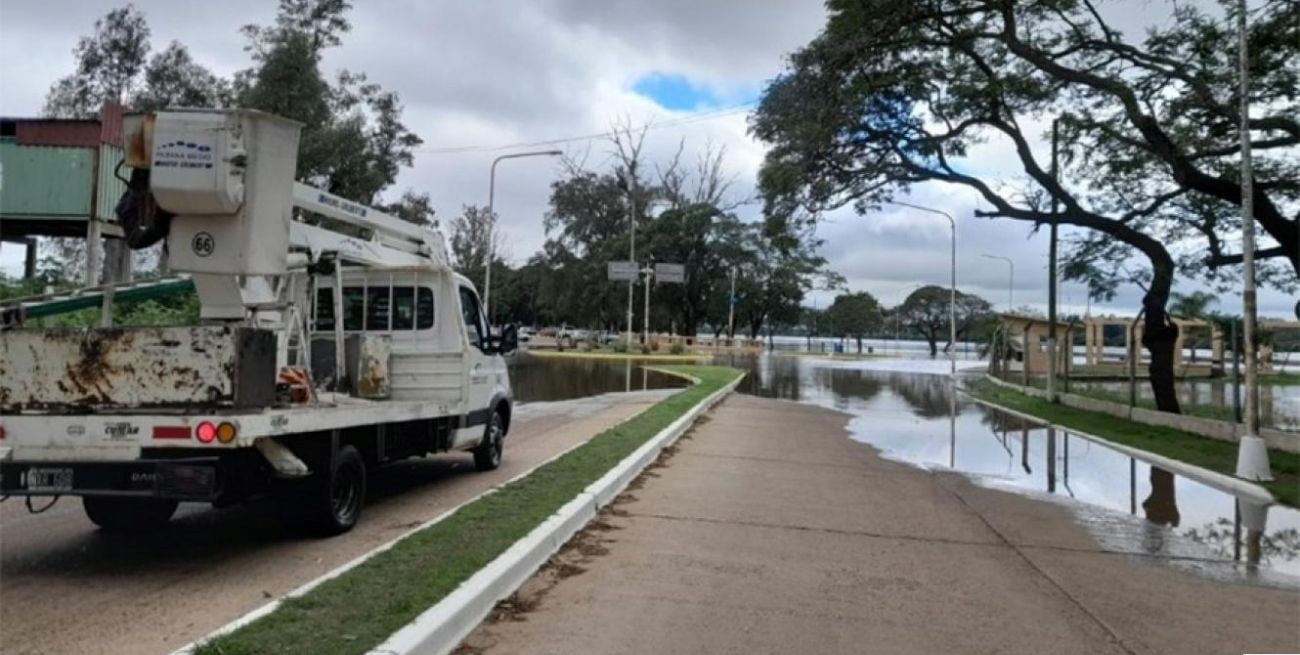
[192,232,215,257]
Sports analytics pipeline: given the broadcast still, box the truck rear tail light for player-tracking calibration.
[195,421,217,443]
[216,422,237,443]
[153,426,190,439]
[0,425,6,440]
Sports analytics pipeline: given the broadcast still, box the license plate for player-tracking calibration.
[25,467,74,492]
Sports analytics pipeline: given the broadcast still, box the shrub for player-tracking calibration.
[670,342,686,355]
[612,339,629,353]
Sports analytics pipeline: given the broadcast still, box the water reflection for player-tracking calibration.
[508,353,686,403]
[723,353,1300,579]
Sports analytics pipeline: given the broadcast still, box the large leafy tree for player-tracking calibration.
[897,286,994,357]
[640,204,751,336]
[238,0,421,204]
[826,291,884,353]
[750,0,1297,412]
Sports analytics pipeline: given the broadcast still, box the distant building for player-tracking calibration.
[0,103,127,284]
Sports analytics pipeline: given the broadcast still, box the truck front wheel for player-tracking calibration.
[83,497,179,533]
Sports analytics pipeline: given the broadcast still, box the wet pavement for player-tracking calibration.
[714,353,1300,582]
[460,391,1300,655]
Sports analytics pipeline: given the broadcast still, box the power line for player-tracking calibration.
[413,101,757,156]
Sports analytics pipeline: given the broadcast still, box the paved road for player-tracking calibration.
[0,390,672,655]
[461,394,1300,655]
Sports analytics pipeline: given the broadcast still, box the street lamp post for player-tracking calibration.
[1234,0,1271,481]
[891,201,957,375]
[485,149,562,323]
[982,254,1014,311]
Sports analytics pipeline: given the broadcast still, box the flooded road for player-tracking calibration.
[508,352,687,403]
[716,353,1300,581]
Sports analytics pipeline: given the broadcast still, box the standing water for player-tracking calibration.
[507,351,687,403]
[715,352,1300,582]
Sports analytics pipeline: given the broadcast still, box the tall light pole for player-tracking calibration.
[485,149,562,323]
[891,201,957,375]
[1234,0,1272,481]
[982,254,1014,312]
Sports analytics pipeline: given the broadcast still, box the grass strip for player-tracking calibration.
[196,365,741,655]
[965,379,1299,507]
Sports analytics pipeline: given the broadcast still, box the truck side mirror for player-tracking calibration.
[498,324,519,355]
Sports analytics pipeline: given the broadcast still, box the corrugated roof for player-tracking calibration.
[1,102,125,148]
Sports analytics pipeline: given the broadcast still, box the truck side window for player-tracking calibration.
[316,286,433,331]
[459,286,486,348]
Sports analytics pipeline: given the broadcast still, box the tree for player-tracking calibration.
[897,286,993,357]
[239,0,421,204]
[826,292,883,353]
[641,203,751,336]
[750,0,1278,413]
[44,5,150,118]
[133,42,230,110]
[1169,291,1220,321]
[1170,291,1219,362]
[448,205,502,282]
[380,190,436,226]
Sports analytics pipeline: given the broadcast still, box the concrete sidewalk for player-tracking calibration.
[459,394,1300,655]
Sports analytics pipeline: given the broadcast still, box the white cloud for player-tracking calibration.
[1,0,1292,319]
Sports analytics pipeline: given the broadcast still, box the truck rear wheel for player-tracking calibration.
[473,410,505,472]
[302,445,366,536]
[83,497,179,533]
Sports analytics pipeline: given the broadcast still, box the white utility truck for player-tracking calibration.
[0,109,516,535]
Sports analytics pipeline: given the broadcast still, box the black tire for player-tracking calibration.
[301,445,367,536]
[473,410,505,472]
[83,496,179,533]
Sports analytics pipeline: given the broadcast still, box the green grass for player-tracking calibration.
[1262,372,1300,386]
[965,379,1299,507]
[195,365,742,655]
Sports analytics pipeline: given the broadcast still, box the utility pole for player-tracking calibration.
[1047,118,1060,403]
[1234,0,1271,481]
[625,180,637,347]
[642,263,653,346]
[727,266,737,339]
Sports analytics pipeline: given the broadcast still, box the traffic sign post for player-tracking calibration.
[607,261,638,282]
[638,262,684,346]
[654,263,685,284]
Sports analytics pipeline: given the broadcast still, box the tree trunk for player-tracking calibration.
[856,336,862,354]
[925,331,938,357]
[1140,271,1181,414]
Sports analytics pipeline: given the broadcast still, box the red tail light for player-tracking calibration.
[195,421,217,443]
[0,425,6,440]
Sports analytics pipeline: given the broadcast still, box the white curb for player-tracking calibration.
[171,391,680,655]
[369,373,741,655]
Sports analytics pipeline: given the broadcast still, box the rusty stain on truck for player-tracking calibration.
[0,325,276,412]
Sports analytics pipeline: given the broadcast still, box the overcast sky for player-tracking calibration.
[0,0,1293,318]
